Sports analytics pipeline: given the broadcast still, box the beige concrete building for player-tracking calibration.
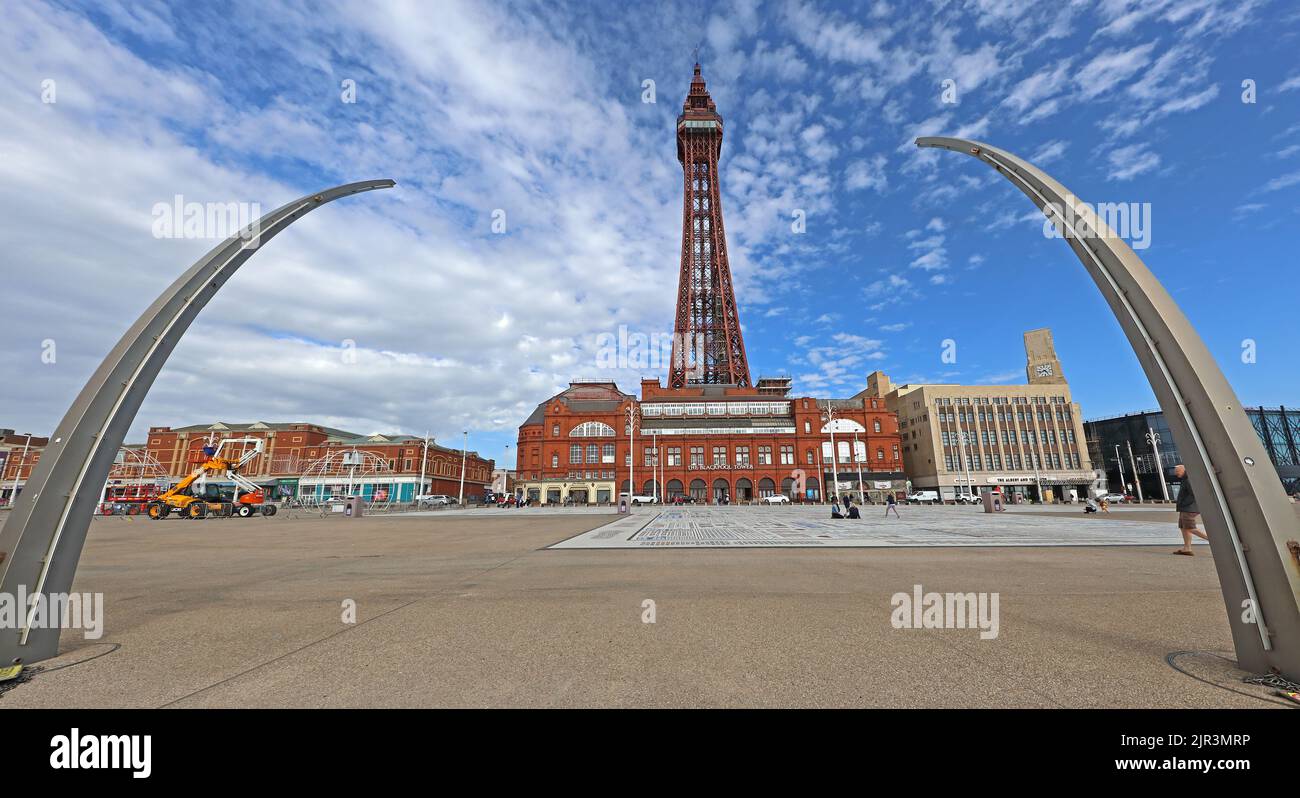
[858,329,1103,503]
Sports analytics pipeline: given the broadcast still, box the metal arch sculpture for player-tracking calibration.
[0,179,395,665]
[917,136,1300,680]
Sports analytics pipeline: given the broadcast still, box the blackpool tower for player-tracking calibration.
[667,64,751,388]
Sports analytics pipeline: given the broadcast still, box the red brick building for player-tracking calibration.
[0,429,50,506]
[515,378,903,505]
[141,422,494,502]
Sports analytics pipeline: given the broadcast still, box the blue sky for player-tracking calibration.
[1,0,1297,469]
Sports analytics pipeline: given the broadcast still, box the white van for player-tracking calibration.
[907,490,940,504]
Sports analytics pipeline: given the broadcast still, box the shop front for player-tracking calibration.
[517,479,616,505]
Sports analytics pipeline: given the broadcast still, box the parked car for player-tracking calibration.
[954,493,982,505]
[1100,493,1127,504]
[907,490,940,504]
[761,494,791,504]
[628,494,659,506]
[416,494,455,507]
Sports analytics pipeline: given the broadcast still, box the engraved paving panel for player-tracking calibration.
[549,506,1199,549]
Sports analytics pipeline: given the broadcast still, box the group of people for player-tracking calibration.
[830,491,900,520]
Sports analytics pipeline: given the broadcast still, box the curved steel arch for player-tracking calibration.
[0,179,394,665]
[918,136,1300,679]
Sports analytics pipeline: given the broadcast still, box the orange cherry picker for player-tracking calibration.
[146,437,278,520]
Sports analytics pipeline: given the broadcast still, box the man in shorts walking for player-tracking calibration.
[1172,463,1208,556]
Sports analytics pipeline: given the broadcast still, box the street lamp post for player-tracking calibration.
[1146,428,1170,502]
[501,444,511,501]
[626,404,637,504]
[1126,439,1144,503]
[822,403,840,505]
[1031,450,1043,504]
[817,448,826,504]
[457,430,467,506]
[418,431,429,501]
[651,431,659,502]
[1114,444,1126,499]
[956,409,973,501]
[852,430,866,505]
[8,433,32,506]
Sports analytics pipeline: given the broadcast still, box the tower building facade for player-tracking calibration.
[669,64,750,388]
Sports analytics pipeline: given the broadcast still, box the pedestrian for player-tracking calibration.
[885,492,900,519]
[1172,464,1208,556]
[831,497,843,519]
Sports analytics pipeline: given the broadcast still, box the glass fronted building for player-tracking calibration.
[1084,406,1299,500]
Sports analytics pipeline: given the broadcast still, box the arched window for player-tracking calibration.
[873,419,882,433]
[877,448,886,461]
[569,421,616,437]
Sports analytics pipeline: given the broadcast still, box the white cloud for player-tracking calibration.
[1077,43,1157,100]
[1107,143,1161,181]
[845,154,889,192]
[1262,170,1300,192]
[1029,139,1069,165]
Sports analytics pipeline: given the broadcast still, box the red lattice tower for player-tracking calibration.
[668,64,751,388]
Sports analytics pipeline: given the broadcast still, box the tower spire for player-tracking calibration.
[668,64,750,388]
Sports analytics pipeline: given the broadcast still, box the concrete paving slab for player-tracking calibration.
[550,505,1208,548]
[0,508,1286,708]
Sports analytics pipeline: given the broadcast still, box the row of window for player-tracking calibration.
[938,409,1073,424]
[568,443,617,464]
[642,402,792,417]
[941,428,1076,446]
[557,442,902,469]
[933,396,1068,407]
[943,452,1082,472]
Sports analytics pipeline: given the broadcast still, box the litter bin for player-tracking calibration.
[344,496,365,518]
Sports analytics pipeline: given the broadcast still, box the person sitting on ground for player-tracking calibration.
[847,503,861,519]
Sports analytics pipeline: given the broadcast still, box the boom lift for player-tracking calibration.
[146,437,278,520]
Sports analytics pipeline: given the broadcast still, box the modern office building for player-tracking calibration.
[1085,406,1300,500]
[858,329,1102,502]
